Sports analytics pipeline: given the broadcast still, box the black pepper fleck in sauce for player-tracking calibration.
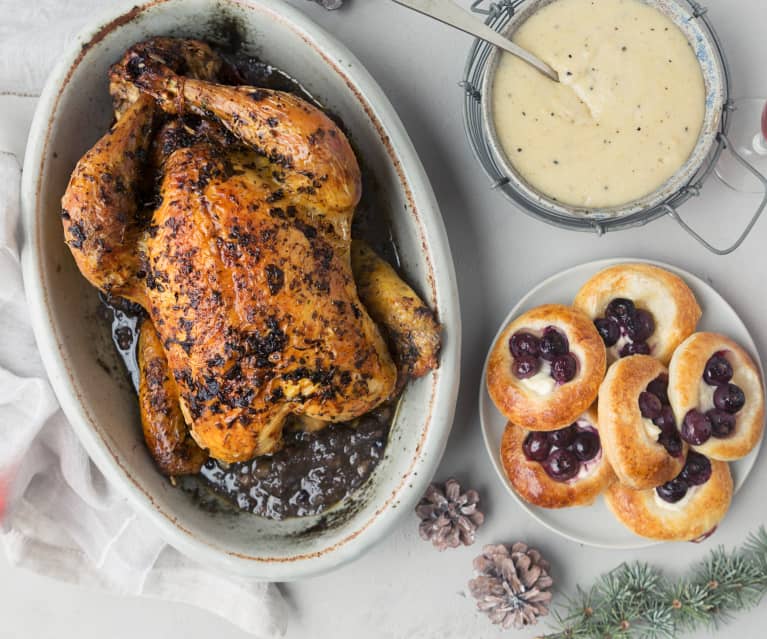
[100,48,401,521]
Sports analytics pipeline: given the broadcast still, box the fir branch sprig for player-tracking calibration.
[542,527,767,639]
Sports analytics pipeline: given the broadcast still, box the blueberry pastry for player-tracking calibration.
[500,408,615,508]
[669,333,765,461]
[605,451,733,541]
[573,264,701,365]
[598,355,687,490]
[487,304,607,431]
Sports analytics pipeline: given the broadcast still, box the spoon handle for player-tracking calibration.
[391,0,559,82]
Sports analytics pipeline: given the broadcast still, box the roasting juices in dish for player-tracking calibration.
[491,0,706,208]
[61,38,442,520]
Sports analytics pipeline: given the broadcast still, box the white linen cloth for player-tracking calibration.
[0,1,287,636]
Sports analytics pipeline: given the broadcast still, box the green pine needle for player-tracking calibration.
[542,527,767,639]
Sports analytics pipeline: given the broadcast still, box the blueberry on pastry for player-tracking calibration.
[487,304,607,431]
[669,332,765,461]
[500,407,615,508]
[573,263,701,365]
[598,355,687,490]
[605,451,733,542]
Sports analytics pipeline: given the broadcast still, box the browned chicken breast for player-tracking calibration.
[61,38,440,473]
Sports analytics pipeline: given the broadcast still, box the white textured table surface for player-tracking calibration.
[2,0,767,637]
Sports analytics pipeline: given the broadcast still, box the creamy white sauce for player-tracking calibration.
[520,359,556,396]
[654,484,699,511]
[492,0,705,208]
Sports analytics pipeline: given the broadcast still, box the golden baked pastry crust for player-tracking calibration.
[669,332,765,461]
[487,304,607,431]
[598,355,687,489]
[605,459,733,541]
[573,263,701,365]
[500,408,615,508]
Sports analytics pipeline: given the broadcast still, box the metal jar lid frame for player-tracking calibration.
[461,0,767,255]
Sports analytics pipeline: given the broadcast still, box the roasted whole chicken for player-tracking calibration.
[61,39,441,474]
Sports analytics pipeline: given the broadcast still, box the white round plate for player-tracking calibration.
[479,258,765,549]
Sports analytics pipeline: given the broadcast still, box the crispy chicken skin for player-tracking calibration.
[109,38,237,120]
[61,94,155,305]
[351,240,441,383]
[62,38,440,472]
[147,142,396,462]
[138,320,208,475]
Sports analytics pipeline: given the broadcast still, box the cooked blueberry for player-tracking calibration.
[548,424,577,448]
[620,341,651,357]
[542,449,580,482]
[523,431,551,462]
[639,391,662,420]
[658,430,684,457]
[605,298,636,324]
[572,431,600,461]
[713,383,746,414]
[510,331,541,359]
[647,375,669,405]
[512,355,540,379]
[625,309,655,342]
[551,353,578,383]
[681,451,712,486]
[652,405,676,432]
[707,409,737,439]
[681,409,712,445]
[656,477,688,503]
[703,353,733,386]
[540,327,569,361]
[594,317,620,347]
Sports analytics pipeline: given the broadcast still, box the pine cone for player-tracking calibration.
[415,479,484,551]
[468,543,553,630]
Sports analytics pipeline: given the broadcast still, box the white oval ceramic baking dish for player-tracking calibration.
[20,0,460,580]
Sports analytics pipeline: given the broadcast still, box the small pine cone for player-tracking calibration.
[415,478,485,551]
[468,543,553,630]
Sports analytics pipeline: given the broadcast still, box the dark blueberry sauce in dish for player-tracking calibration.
[523,422,601,482]
[639,374,683,457]
[594,298,656,357]
[509,327,579,384]
[98,52,401,521]
[681,351,744,446]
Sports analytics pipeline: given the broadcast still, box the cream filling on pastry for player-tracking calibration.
[568,449,602,484]
[608,335,632,361]
[653,485,699,511]
[643,418,661,442]
[698,382,716,413]
[520,359,556,396]
[609,332,657,361]
[566,420,601,484]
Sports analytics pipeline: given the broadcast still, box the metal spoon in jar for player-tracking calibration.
[391,0,560,82]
